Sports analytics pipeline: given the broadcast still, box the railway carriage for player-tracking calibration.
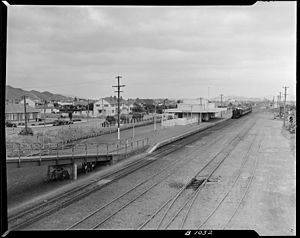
[231,106,252,119]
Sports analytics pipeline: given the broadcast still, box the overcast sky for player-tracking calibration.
[6,2,296,101]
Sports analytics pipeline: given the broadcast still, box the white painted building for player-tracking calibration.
[57,101,73,106]
[35,105,60,114]
[165,98,228,123]
[93,98,114,117]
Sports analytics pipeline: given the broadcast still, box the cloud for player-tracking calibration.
[6,3,296,100]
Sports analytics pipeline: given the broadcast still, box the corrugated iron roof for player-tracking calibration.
[5,103,40,114]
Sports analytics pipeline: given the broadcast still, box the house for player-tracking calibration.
[19,98,36,108]
[93,97,130,117]
[6,98,21,104]
[57,101,73,106]
[35,105,60,114]
[165,98,228,123]
[5,103,41,122]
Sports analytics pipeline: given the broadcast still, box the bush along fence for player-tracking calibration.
[46,116,161,145]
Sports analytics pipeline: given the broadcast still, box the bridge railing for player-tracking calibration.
[6,137,150,159]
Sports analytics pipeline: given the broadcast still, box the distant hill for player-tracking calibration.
[5,85,74,102]
[210,95,263,102]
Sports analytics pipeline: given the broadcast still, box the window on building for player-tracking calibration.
[98,110,102,113]
[104,104,109,107]
[96,104,100,107]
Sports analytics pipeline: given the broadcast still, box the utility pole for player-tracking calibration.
[283,86,288,127]
[87,99,89,122]
[220,94,223,107]
[43,100,47,148]
[102,98,104,118]
[113,75,125,140]
[163,99,167,122]
[23,96,28,132]
[279,92,282,103]
[220,94,223,118]
[154,103,157,131]
[279,91,282,117]
[132,119,135,138]
[44,100,47,126]
[208,87,210,101]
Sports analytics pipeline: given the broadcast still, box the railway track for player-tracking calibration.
[61,114,256,230]
[137,116,257,230]
[187,132,263,230]
[8,116,237,230]
[7,141,181,230]
[66,120,239,229]
[221,135,263,230]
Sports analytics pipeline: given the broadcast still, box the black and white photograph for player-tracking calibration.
[2,2,296,235]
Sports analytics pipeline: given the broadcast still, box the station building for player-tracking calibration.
[164,98,228,125]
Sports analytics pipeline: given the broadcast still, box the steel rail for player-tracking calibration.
[155,119,256,230]
[188,131,258,229]
[9,118,234,230]
[69,120,236,230]
[221,136,263,230]
[8,143,179,230]
[174,120,259,230]
[137,116,256,230]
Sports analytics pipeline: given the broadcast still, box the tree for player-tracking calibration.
[131,102,145,113]
[87,103,94,111]
[69,112,73,120]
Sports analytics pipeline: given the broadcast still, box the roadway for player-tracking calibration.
[18,108,295,234]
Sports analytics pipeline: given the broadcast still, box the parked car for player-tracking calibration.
[53,120,73,126]
[105,116,116,124]
[72,118,82,122]
[5,121,17,127]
